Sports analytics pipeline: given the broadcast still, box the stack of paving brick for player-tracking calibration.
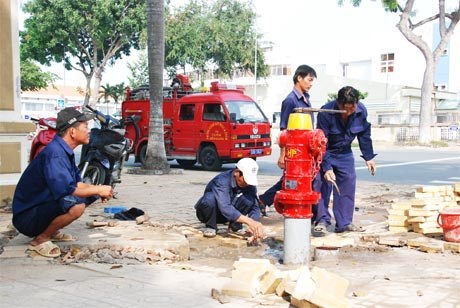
[387,183,460,235]
[220,258,350,308]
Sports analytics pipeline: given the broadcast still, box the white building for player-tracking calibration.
[231,1,460,141]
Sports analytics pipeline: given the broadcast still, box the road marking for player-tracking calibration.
[356,156,460,170]
[430,180,458,184]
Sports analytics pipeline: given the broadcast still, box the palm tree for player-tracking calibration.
[98,83,125,114]
[144,0,169,172]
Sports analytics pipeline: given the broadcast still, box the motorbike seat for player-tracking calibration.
[112,128,126,135]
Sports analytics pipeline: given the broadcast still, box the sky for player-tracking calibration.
[20,0,458,87]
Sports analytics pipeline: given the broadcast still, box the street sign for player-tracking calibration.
[57,98,65,109]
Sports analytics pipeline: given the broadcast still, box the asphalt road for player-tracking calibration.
[78,143,460,187]
[252,145,460,186]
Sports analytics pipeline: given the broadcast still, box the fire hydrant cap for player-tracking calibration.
[236,158,259,186]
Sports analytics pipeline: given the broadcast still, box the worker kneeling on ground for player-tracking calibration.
[194,158,264,239]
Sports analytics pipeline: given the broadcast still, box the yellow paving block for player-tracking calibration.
[309,267,350,308]
[291,266,315,301]
[444,242,460,253]
[387,209,409,216]
[291,297,320,308]
[388,220,409,227]
[259,264,284,295]
[407,216,426,223]
[454,182,460,193]
[388,215,408,222]
[408,209,438,217]
[389,226,412,232]
[410,198,426,206]
[419,242,444,253]
[407,237,431,248]
[221,280,256,298]
[414,221,440,229]
[391,203,412,210]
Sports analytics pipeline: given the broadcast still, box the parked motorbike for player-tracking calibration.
[79,105,130,190]
[28,117,57,163]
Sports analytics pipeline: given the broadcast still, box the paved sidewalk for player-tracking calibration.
[1,167,460,307]
[0,169,290,308]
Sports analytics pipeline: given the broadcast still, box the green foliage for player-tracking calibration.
[98,83,125,104]
[165,0,209,77]
[21,0,146,103]
[338,0,398,12]
[127,51,150,88]
[165,0,267,80]
[20,59,58,92]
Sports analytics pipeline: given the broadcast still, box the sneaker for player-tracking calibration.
[203,228,216,238]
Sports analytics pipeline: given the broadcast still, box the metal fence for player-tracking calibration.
[396,126,460,141]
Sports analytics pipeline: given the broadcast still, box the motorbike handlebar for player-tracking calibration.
[84,105,121,128]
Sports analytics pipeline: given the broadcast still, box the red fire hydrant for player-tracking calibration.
[274,110,326,265]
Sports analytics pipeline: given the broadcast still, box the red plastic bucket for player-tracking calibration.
[437,208,460,243]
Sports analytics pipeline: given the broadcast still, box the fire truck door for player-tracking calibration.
[173,103,197,153]
[200,103,229,146]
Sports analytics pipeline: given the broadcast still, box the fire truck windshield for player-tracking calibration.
[224,101,268,123]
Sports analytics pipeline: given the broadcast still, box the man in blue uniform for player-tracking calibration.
[194,158,264,239]
[258,64,317,214]
[13,107,114,258]
[314,86,377,236]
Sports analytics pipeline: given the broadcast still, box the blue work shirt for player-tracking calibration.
[203,170,258,222]
[316,100,377,172]
[280,88,313,130]
[13,135,83,215]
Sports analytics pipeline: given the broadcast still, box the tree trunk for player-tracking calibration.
[144,0,170,172]
[84,76,92,106]
[419,58,435,144]
[90,67,103,107]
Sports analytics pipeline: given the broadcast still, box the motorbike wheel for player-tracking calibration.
[81,161,109,186]
[199,145,221,171]
[177,159,197,169]
[139,143,147,166]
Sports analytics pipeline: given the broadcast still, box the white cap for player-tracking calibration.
[236,158,259,186]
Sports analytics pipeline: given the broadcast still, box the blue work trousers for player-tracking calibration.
[195,192,258,230]
[260,174,321,208]
[315,152,356,232]
[259,176,283,206]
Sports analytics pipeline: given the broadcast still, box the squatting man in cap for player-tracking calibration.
[194,158,264,240]
[12,107,114,258]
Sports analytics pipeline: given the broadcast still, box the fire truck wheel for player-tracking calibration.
[200,145,221,171]
[177,159,197,169]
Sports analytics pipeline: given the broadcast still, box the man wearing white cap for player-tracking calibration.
[194,158,264,239]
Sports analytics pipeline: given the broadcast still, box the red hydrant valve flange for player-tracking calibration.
[274,124,326,219]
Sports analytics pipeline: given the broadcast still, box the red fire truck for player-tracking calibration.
[121,75,272,171]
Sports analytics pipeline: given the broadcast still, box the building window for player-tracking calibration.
[380,53,394,73]
[434,84,447,91]
[270,64,292,76]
